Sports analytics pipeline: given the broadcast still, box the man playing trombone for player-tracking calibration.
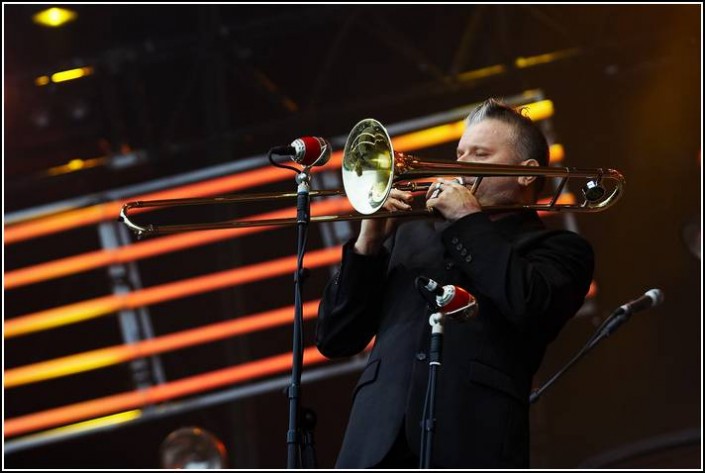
[316,98,595,468]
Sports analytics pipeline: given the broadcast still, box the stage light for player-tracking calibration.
[457,64,506,82]
[44,156,108,177]
[51,67,94,83]
[32,7,77,28]
[34,75,50,86]
[515,48,580,69]
[518,99,554,121]
[549,143,565,163]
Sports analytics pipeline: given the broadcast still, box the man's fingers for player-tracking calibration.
[389,189,414,203]
[383,197,412,211]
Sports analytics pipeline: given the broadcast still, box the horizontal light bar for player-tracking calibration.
[519,100,554,121]
[515,48,580,69]
[51,67,94,83]
[4,247,341,339]
[45,156,108,177]
[4,300,321,388]
[537,192,576,207]
[456,64,507,83]
[4,164,296,245]
[391,121,467,151]
[15,410,143,443]
[35,67,95,87]
[537,192,577,218]
[4,346,329,438]
[5,198,352,290]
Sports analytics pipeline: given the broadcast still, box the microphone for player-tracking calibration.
[599,288,664,338]
[415,276,478,321]
[617,288,664,315]
[271,136,332,167]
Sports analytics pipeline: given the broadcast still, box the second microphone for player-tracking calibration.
[415,276,478,321]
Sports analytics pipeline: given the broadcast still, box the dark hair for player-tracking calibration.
[466,98,549,196]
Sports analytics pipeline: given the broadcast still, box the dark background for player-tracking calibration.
[3,4,701,468]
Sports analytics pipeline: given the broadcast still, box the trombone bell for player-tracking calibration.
[342,119,395,215]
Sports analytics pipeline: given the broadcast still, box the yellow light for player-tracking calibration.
[51,67,94,83]
[4,350,123,388]
[45,156,109,177]
[457,64,506,82]
[517,100,554,121]
[67,159,85,171]
[549,144,565,163]
[392,121,466,151]
[32,7,77,28]
[34,76,50,86]
[17,410,142,441]
[515,48,580,69]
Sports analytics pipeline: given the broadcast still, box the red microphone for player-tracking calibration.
[288,136,332,167]
[416,276,478,321]
[271,136,332,167]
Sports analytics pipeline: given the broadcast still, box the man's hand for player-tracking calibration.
[425,178,481,222]
[354,189,414,255]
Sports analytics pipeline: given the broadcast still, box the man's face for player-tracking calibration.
[456,118,524,206]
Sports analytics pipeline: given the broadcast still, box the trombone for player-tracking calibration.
[120,118,625,237]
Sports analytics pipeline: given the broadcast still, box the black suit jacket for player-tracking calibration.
[316,211,594,468]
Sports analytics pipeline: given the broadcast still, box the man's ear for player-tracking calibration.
[518,158,539,187]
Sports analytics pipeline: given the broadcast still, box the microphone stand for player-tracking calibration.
[268,149,314,469]
[269,143,333,468]
[530,307,637,405]
[286,169,311,468]
[420,310,445,469]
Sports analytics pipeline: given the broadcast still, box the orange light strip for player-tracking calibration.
[4,163,299,245]
[5,198,352,290]
[4,346,329,438]
[538,193,576,206]
[391,122,467,151]
[537,193,576,217]
[4,301,321,388]
[549,144,564,163]
[4,247,341,339]
[5,105,553,245]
